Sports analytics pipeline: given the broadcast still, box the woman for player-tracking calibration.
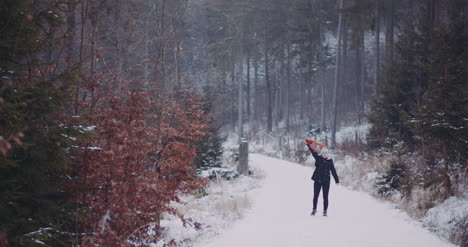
[305,138,339,216]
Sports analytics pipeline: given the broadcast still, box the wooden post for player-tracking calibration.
[238,139,249,175]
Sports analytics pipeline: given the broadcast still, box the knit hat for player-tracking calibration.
[320,147,329,158]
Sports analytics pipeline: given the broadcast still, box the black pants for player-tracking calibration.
[313,181,330,210]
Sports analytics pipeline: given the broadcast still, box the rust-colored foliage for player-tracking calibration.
[75,80,208,246]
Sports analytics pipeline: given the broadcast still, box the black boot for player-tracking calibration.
[323,210,327,216]
[311,209,317,216]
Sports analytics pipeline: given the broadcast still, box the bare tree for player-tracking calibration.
[331,0,344,148]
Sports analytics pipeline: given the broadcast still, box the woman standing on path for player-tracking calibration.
[305,138,340,216]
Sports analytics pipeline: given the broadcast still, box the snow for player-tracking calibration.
[25,227,53,236]
[158,171,263,246]
[61,134,77,141]
[195,154,455,247]
[34,240,45,245]
[334,123,371,144]
[423,196,468,244]
[225,123,371,164]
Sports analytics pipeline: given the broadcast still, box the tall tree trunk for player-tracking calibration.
[89,1,100,113]
[385,0,394,64]
[231,62,236,131]
[66,4,76,63]
[254,47,259,122]
[318,12,326,131]
[341,19,348,111]
[300,78,304,121]
[265,43,272,133]
[238,40,244,140]
[374,0,380,95]
[247,49,251,121]
[442,139,453,197]
[277,45,284,124]
[307,35,313,125]
[156,0,167,90]
[320,70,326,131]
[331,0,344,148]
[286,37,291,133]
[144,7,151,86]
[75,0,88,115]
[274,60,280,129]
[115,0,124,75]
[355,25,363,125]
[360,26,366,117]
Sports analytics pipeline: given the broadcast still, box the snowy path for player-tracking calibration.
[198,154,455,247]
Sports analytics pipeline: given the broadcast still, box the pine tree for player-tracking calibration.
[0,1,80,245]
[375,160,408,197]
[367,13,431,149]
[194,86,225,171]
[411,18,468,196]
[368,3,467,199]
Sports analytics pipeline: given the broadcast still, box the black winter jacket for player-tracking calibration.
[308,146,339,184]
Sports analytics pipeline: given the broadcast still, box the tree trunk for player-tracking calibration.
[254,47,259,122]
[144,8,151,86]
[320,70,326,131]
[277,47,283,124]
[286,37,291,133]
[75,0,88,115]
[442,139,453,197]
[319,14,326,131]
[375,0,380,94]
[89,1,100,113]
[360,26,366,116]
[331,0,344,148]
[274,59,280,129]
[66,4,76,63]
[307,34,313,125]
[265,43,272,133]
[355,25,364,125]
[385,0,394,64]
[247,49,251,121]
[231,61,236,131]
[238,40,244,140]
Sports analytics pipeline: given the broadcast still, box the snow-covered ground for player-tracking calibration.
[336,154,468,245]
[157,171,263,246]
[194,154,455,247]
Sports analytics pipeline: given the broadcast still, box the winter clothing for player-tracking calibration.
[308,146,339,184]
[313,181,330,210]
[307,144,340,213]
[305,137,315,145]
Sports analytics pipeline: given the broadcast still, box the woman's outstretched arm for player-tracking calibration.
[331,161,340,184]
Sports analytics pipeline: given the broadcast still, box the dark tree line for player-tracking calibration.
[368,1,468,200]
[0,0,221,245]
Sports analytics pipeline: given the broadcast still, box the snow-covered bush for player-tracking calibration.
[422,196,468,246]
[375,160,409,197]
[198,167,238,181]
[158,171,262,246]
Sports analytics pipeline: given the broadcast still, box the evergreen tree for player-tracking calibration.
[194,86,225,171]
[367,13,431,149]
[368,3,467,198]
[375,160,408,197]
[0,1,79,245]
[411,18,468,196]
[413,18,468,160]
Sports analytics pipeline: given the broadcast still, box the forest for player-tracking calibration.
[0,0,467,246]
